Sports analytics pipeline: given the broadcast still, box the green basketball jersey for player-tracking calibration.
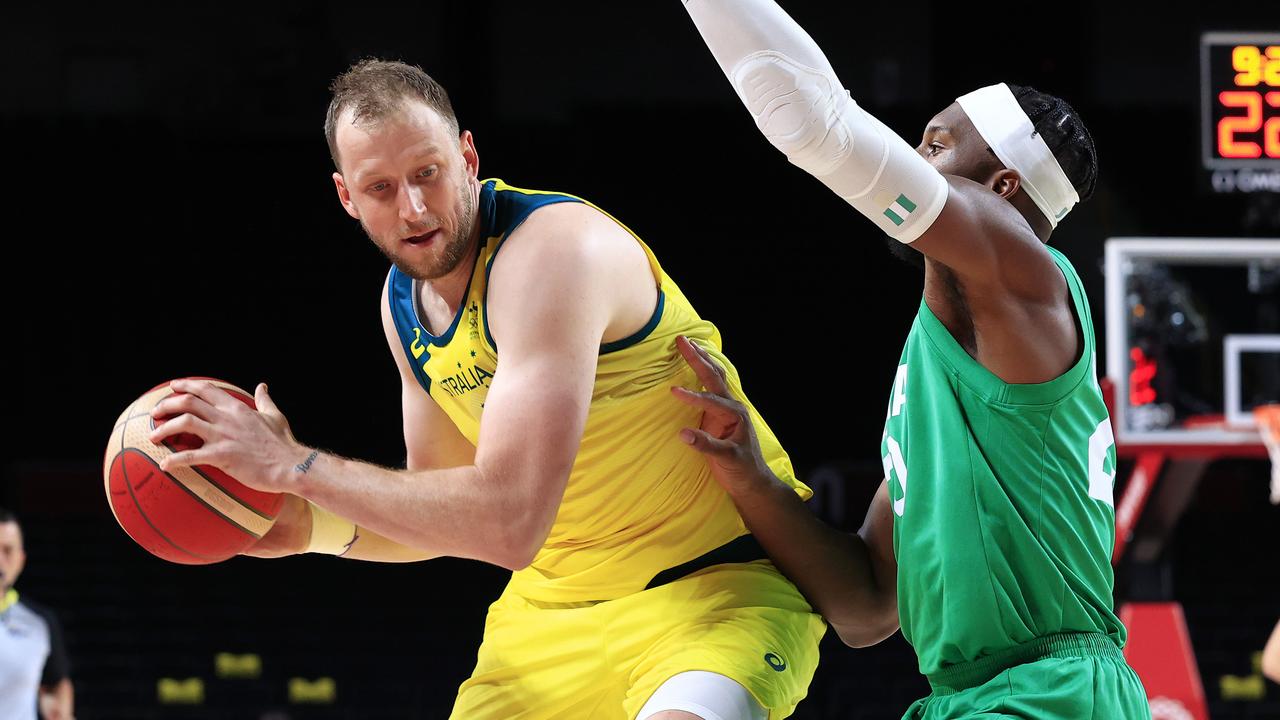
[882,247,1125,678]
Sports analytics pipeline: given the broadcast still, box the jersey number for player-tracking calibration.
[883,364,908,516]
[1087,419,1117,507]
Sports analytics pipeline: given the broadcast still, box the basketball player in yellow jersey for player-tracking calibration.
[147,59,825,719]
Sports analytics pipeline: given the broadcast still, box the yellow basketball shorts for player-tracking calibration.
[449,560,826,720]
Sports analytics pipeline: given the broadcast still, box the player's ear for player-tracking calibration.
[989,168,1021,201]
[333,172,361,220]
[459,130,479,179]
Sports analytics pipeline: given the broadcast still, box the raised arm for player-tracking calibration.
[680,1,1065,288]
[681,0,948,244]
[680,0,1077,379]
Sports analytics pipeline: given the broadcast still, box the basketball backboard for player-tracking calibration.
[1104,238,1280,453]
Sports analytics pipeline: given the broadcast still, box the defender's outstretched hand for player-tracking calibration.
[671,336,773,493]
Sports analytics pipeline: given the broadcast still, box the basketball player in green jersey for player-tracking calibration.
[671,1,1151,717]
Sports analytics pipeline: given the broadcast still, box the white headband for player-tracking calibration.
[955,83,1079,228]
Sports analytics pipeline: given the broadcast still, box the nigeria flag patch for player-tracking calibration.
[883,193,917,226]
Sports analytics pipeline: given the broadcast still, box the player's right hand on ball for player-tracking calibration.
[242,494,311,558]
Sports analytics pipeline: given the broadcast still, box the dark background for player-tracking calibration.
[2,1,1279,718]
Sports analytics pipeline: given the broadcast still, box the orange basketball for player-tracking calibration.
[103,378,285,564]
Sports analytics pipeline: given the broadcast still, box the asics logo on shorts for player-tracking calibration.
[764,652,786,671]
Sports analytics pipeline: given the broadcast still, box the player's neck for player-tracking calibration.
[420,226,482,321]
[1013,195,1053,242]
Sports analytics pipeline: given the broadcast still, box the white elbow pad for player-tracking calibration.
[731,51,948,243]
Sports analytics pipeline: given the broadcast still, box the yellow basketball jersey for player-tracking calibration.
[387,179,808,603]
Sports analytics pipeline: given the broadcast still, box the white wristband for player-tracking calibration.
[305,502,357,556]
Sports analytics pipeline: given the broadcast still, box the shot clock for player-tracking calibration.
[1202,32,1280,193]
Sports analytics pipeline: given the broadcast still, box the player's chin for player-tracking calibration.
[384,249,437,281]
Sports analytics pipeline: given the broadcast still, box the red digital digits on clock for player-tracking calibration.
[1204,33,1280,166]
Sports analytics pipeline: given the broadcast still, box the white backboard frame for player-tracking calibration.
[1225,334,1280,426]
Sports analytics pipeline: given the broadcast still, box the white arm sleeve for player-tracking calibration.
[682,0,948,243]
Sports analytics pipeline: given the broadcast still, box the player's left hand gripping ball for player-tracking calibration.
[149,378,307,493]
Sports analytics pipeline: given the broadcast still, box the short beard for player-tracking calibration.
[883,234,925,269]
[369,181,477,281]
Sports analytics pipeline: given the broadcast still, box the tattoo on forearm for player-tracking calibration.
[339,529,360,557]
[295,450,320,474]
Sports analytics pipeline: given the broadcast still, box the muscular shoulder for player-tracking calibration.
[500,201,640,272]
[490,201,652,302]
[487,201,655,347]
